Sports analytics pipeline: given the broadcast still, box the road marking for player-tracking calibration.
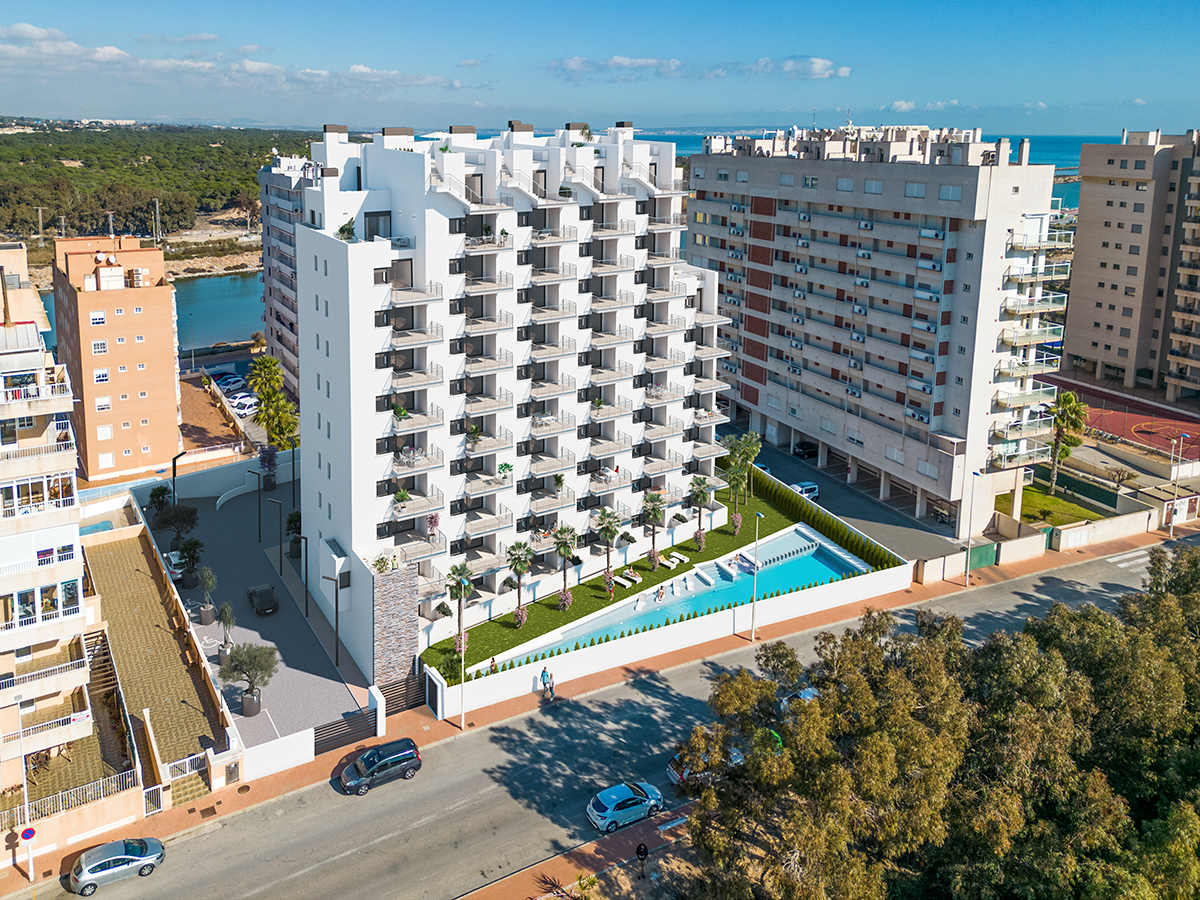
[1107,549,1149,563]
[1116,555,1150,569]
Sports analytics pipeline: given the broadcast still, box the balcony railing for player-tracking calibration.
[531,487,575,515]
[991,440,1052,469]
[530,449,576,477]
[1001,325,1064,346]
[693,340,733,359]
[646,248,686,267]
[643,416,685,441]
[591,325,637,347]
[592,255,637,275]
[0,435,76,464]
[995,381,1057,408]
[388,282,444,305]
[392,445,444,475]
[592,220,637,237]
[646,282,689,302]
[647,214,686,230]
[996,354,1060,377]
[693,377,733,394]
[644,381,686,405]
[591,397,634,422]
[391,405,444,434]
[465,349,514,374]
[0,379,72,407]
[464,505,513,538]
[589,432,634,458]
[643,451,687,476]
[644,350,689,372]
[465,426,514,457]
[391,363,444,390]
[693,407,731,426]
[531,338,577,361]
[645,315,688,336]
[692,441,726,460]
[530,375,576,399]
[393,485,445,517]
[1008,231,1074,251]
[394,531,447,563]
[1005,262,1071,283]
[463,472,512,498]
[391,323,444,348]
[464,234,513,253]
[531,411,576,436]
[465,389,515,415]
[464,272,515,294]
[532,264,578,285]
[533,226,578,245]
[591,362,635,384]
[1003,291,1068,314]
[464,311,515,335]
[1,495,77,523]
[993,417,1054,440]
[589,470,633,493]
[592,291,637,311]
[532,299,578,322]
[0,652,87,694]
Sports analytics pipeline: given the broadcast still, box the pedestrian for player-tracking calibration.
[489,657,498,675]
[540,666,549,697]
[549,672,556,700]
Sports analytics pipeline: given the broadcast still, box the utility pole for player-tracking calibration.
[32,207,47,246]
[105,211,114,240]
[154,198,161,243]
[58,215,65,237]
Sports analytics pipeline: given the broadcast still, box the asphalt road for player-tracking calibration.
[25,538,1175,900]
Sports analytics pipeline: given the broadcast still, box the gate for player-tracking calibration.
[967,541,999,571]
[313,707,378,756]
[143,785,163,816]
[379,660,426,714]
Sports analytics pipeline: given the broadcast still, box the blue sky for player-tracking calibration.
[0,0,1191,133]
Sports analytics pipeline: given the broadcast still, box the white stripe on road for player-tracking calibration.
[1107,549,1149,563]
[1116,556,1149,569]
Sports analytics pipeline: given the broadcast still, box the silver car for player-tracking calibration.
[586,781,664,832]
[69,837,164,895]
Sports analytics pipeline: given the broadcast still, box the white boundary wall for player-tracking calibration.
[429,560,913,719]
[242,729,316,781]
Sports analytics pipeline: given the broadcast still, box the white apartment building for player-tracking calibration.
[689,128,1067,538]
[259,155,314,398]
[296,122,723,683]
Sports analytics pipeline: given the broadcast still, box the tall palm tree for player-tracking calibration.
[253,390,297,448]
[446,561,474,661]
[724,466,746,513]
[552,525,578,594]
[740,432,762,501]
[689,475,711,531]
[596,508,621,577]
[505,541,533,614]
[642,491,666,566]
[1048,391,1089,496]
[247,355,284,395]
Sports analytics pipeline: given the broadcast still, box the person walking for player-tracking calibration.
[540,667,550,697]
[489,657,498,675]
[549,672,556,700]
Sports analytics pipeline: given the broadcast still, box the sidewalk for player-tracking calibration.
[2,523,1194,896]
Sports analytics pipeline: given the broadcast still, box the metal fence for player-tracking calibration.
[165,751,208,782]
[0,769,139,830]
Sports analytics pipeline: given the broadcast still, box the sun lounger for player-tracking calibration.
[670,553,689,565]
[660,556,678,569]
[613,576,632,589]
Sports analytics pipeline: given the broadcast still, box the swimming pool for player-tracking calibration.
[493,527,862,666]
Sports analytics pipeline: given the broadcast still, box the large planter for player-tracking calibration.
[263,473,277,492]
[170,536,183,552]
[218,643,232,666]
[289,537,302,559]
[181,569,199,590]
[198,603,215,626]
[241,689,261,717]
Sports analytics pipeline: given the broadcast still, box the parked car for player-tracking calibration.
[667,746,745,786]
[217,376,248,393]
[69,837,165,895]
[754,464,770,476]
[586,781,664,833]
[212,371,242,383]
[793,441,819,460]
[790,481,820,501]
[775,687,820,718]
[339,738,422,795]
[246,584,280,615]
[161,551,185,582]
[233,398,259,418]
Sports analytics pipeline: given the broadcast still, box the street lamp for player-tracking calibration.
[290,435,298,509]
[189,313,195,374]
[963,470,982,587]
[1171,433,1192,538]
[321,574,340,667]
[268,498,282,574]
[299,535,309,617]
[750,511,765,641]
[171,450,186,505]
[248,470,261,543]
[459,576,471,731]
[13,693,32,881]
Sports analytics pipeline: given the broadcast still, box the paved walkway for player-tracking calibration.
[3,521,1196,894]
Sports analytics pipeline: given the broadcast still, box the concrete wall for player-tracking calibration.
[1106,441,1200,481]
[914,551,967,585]
[994,530,1047,565]
[127,448,297,508]
[1051,508,1155,550]
[242,729,315,781]
[28,786,142,864]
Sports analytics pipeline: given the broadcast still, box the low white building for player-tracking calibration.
[295,123,725,683]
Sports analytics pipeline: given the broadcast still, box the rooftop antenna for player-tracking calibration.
[105,211,115,240]
[812,108,816,130]
[33,207,47,246]
[59,215,65,238]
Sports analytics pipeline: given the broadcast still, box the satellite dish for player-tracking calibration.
[94,252,105,262]
[272,147,278,155]
[106,255,116,264]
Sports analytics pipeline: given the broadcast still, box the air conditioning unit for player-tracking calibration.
[919,384,933,394]
[787,365,801,375]
[857,250,872,259]
[729,227,744,236]
[848,359,862,370]
[793,290,806,300]
[853,305,867,315]
[859,221,874,230]
[851,333,865,343]
[918,260,943,272]
[914,290,939,302]
[854,278,870,288]
[846,387,861,398]
[917,413,930,423]
[920,322,938,334]
[790,339,802,349]
[728,250,743,260]
[791,315,803,324]
[797,239,809,248]
[798,213,810,222]
[730,203,746,212]
[795,265,808,274]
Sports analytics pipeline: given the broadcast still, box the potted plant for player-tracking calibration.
[259,444,278,492]
[467,422,484,450]
[178,538,204,589]
[218,642,278,718]
[393,404,409,420]
[148,484,172,516]
[592,397,604,410]
[336,218,356,241]
[286,510,302,559]
[497,462,513,483]
[198,566,217,625]
[153,504,199,551]
[216,602,236,665]
[427,512,440,540]
[554,473,566,497]
[394,488,410,509]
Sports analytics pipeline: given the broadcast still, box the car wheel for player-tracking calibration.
[402,768,417,780]
[138,864,155,877]
[647,803,661,816]
[605,820,618,833]
[80,885,98,897]
[356,783,370,796]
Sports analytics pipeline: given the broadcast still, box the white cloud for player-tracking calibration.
[781,57,839,79]
[233,59,286,76]
[704,67,727,79]
[90,46,131,62]
[458,58,483,67]
[1134,97,1148,106]
[889,100,916,113]
[470,100,485,107]
[140,57,217,72]
[235,44,273,55]
[836,66,851,78]
[337,64,459,89]
[599,56,681,76]
[166,33,218,43]
[292,68,329,83]
[925,100,958,111]
[747,57,773,74]
[1023,101,1047,109]
[0,23,66,41]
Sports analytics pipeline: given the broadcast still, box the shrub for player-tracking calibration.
[526,656,531,666]
[707,607,713,615]
[574,641,581,651]
[589,637,596,647]
[558,588,574,611]
[694,529,706,552]
[514,605,528,629]
[619,630,625,639]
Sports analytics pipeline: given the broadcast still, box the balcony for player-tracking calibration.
[464,234,513,254]
[593,291,638,312]
[1003,292,1068,315]
[693,377,733,394]
[996,354,1060,377]
[1009,231,1074,251]
[464,505,513,538]
[463,472,512,499]
[643,451,686,476]
[644,350,689,373]
[648,214,686,232]
[0,636,88,707]
[592,255,637,275]
[532,299,578,322]
[646,248,685,267]
[995,381,1057,408]
[692,441,726,460]
[464,546,509,576]
[464,311,514,336]
[531,375,576,399]
[0,494,77,527]
[693,340,733,360]
[991,440,1052,469]
[429,171,512,210]
[1164,370,1200,389]
[393,530,447,564]
[465,349,515,375]
[643,417,685,441]
[533,226,578,245]
[531,411,576,437]
[1005,262,1071,284]
[393,486,445,518]
[645,315,688,337]
[593,220,637,238]
[591,362,636,384]
[993,416,1054,440]
[0,690,92,761]
[0,433,76,473]
[0,372,72,417]
[589,432,634,458]
[591,398,634,423]
[465,389,515,416]
[530,449,576,477]
[391,363,445,390]
[391,323,444,349]
[1001,325,1064,346]
[464,272,514,295]
[693,407,730,426]
[417,570,448,602]
[392,445,445,476]
[391,405,444,435]
[531,487,575,515]
[532,264,578,285]
[592,325,637,348]
[693,311,731,326]
[589,470,633,494]
[588,503,634,531]
[531,338,577,362]
[646,282,689,303]
[465,426,514,457]
[644,381,686,406]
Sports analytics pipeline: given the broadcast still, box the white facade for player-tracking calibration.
[295,123,722,679]
[689,128,1064,538]
[259,155,313,398]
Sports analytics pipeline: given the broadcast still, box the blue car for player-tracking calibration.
[586,781,664,832]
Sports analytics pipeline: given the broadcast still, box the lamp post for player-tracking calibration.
[321,574,340,667]
[1170,433,1192,538]
[964,470,982,587]
[189,313,195,374]
[750,511,765,641]
[248,470,261,542]
[14,693,31,881]
[171,450,186,505]
[459,576,471,731]
[290,435,297,509]
[299,535,309,617]
[268,498,282,573]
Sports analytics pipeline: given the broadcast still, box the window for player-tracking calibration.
[115,337,125,345]
[98,452,114,469]
[96,425,112,441]
[324,260,328,275]
[939,185,962,201]
[314,254,319,271]
[963,284,971,292]
[121,421,130,429]
[779,173,793,186]
[1011,186,1020,194]
[1125,287,1136,296]
[1106,200,1114,206]
[117,366,126,373]
[95,396,111,411]
[1122,307,1133,316]
[803,176,818,189]
[1107,159,1114,165]
[1134,202,1145,212]
[1129,245,1141,255]
[114,308,123,315]
[905,183,926,198]
[122,449,131,456]
[716,170,729,181]
[91,340,107,355]
[960,315,969,324]
[93,368,109,384]
[1104,221,1112,228]
[1131,224,1142,234]
[957,346,966,354]
[14,416,31,429]
[136,363,146,371]
[364,211,392,240]
[1120,327,1131,338]
[1117,348,1129,358]
[138,391,147,398]
[1109,180,1116,186]
[1136,182,1147,191]
[955,376,964,385]
[694,167,705,179]
[865,180,883,194]
[836,177,853,192]
[89,311,105,326]
[142,445,151,453]
[1120,159,1128,169]
[1097,283,1105,289]
[952,408,961,417]
[965,252,973,260]
[135,335,144,343]
[735,170,748,183]
[1134,160,1146,170]
[134,307,142,314]
[119,393,128,401]
[1127,266,1138,275]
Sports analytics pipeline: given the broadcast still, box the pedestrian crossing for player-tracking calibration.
[1106,548,1151,577]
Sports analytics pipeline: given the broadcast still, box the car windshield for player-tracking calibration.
[590,796,608,813]
[626,782,648,799]
[355,750,380,774]
[124,839,147,856]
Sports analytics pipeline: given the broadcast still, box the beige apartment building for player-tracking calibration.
[1063,129,1200,396]
[51,237,182,481]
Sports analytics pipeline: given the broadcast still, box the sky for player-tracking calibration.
[0,0,1193,134]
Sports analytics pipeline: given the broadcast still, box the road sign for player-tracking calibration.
[20,828,34,841]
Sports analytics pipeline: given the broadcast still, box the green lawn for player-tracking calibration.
[421,488,798,681]
[995,483,1113,528]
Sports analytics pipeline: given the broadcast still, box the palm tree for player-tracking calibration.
[1048,391,1089,496]
[506,541,533,614]
[596,508,621,577]
[740,432,762,501]
[642,491,666,566]
[689,475,711,531]
[553,525,578,594]
[253,390,297,448]
[247,355,284,395]
[725,466,746,513]
[446,561,474,663]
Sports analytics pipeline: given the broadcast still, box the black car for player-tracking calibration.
[340,738,422,795]
[793,441,819,460]
[246,584,280,614]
